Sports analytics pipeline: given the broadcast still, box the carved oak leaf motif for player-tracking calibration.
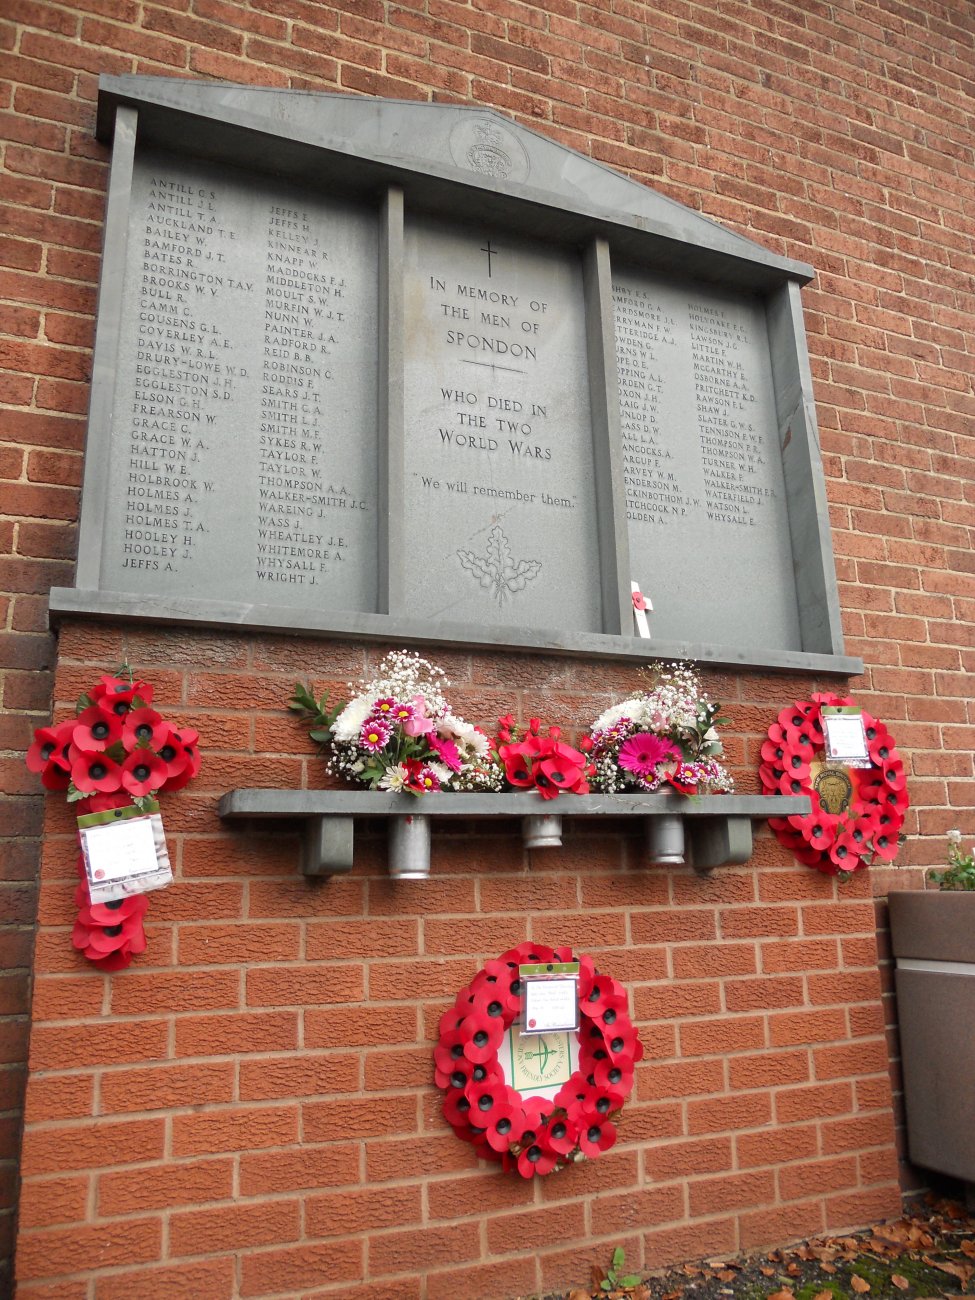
[457,524,541,606]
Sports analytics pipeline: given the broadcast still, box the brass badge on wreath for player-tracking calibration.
[812,763,854,816]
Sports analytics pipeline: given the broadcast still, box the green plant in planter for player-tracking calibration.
[928,828,975,891]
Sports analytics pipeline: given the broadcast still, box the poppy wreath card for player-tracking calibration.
[26,664,202,970]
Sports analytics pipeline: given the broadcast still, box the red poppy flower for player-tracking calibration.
[881,759,907,791]
[500,743,536,788]
[544,1113,579,1156]
[828,831,862,871]
[77,889,149,928]
[501,942,554,967]
[90,674,153,713]
[777,701,815,731]
[27,721,75,791]
[798,810,839,849]
[484,1100,528,1153]
[580,975,626,1021]
[459,1012,505,1064]
[122,707,171,753]
[442,1087,477,1130]
[595,1054,634,1096]
[433,1026,468,1076]
[75,790,134,818]
[120,749,168,798]
[72,705,124,753]
[515,1137,559,1178]
[577,1115,617,1158]
[159,728,201,791]
[776,769,809,798]
[71,750,123,794]
[538,752,587,792]
[469,982,514,1024]
[602,1022,640,1062]
[467,1079,509,1127]
[871,828,900,861]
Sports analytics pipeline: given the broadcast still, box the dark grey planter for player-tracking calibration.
[888,891,975,1185]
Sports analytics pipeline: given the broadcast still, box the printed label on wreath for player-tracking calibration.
[502,1023,577,1101]
[77,801,173,904]
[821,706,871,768]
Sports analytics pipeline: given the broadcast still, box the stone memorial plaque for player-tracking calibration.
[99,147,379,610]
[57,80,856,673]
[613,267,801,651]
[402,217,601,632]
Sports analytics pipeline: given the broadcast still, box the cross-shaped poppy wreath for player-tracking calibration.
[435,942,643,1178]
[760,692,908,875]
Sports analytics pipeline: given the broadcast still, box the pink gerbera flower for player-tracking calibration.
[428,734,462,771]
[618,733,679,776]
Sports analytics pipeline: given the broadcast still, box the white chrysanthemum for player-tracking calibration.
[443,714,490,756]
[427,761,454,785]
[378,764,409,792]
[591,698,643,733]
[332,694,374,742]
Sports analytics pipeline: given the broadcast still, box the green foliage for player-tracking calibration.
[288,682,341,747]
[929,830,975,891]
[600,1245,642,1292]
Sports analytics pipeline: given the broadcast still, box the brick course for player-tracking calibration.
[2,0,973,1296]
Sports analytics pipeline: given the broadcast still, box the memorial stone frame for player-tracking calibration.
[52,76,860,676]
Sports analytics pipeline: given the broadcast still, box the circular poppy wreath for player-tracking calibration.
[759,692,908,876]
[434,941,643,1178]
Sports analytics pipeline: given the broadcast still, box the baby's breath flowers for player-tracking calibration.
[587,662,733,796]
[290,651,501,795]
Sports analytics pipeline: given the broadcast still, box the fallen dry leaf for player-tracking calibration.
[926,1258,974,1285]
[812,1291,833,1300]
[567,1291,590,1300]
[661,1290,682,1300]
[821,1263,837,1274]
[961,1239,975,1258]
[760,1267,776,1277]
[717,1270,737,1282]
[767,1290,794,1300]
[786,1263,801,1277]
[891,1276,910,1290]
[850,1274,871,1293]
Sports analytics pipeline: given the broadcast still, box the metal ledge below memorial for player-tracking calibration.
[217,789,811,879]
[48,590,863,677]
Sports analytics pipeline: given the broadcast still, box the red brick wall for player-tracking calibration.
[15,626,902,1299]
[2,0,973,1295]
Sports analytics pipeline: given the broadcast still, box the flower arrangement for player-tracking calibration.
[290,650,501,795]
[586,661,733,796]
[929,830,975,891]
[25,665,201,970]
[494,714,593,800]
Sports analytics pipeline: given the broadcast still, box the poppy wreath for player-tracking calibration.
[434,942,643,1178]
[759,692,908,876]
[25,665,202,971]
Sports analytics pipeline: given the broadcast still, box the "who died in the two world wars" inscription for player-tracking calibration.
[102,149,379,610]
[402,216,603,634]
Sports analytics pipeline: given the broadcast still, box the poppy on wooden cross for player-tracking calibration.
[630,581,652,638]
